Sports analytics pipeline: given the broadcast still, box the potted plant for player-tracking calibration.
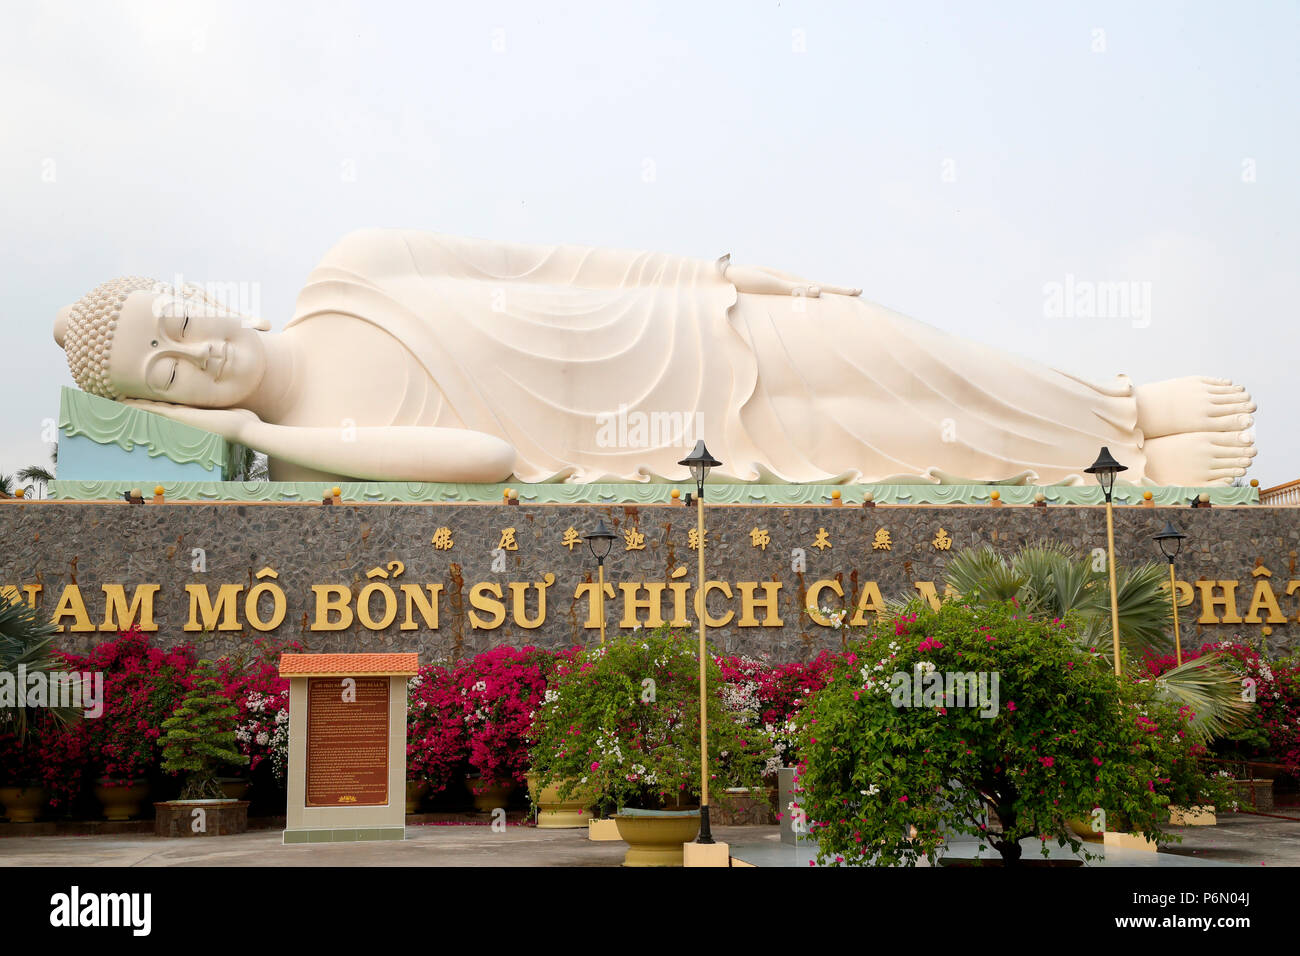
[154,660,249,836]
[792,600,1225,866]
[530,627,771,865]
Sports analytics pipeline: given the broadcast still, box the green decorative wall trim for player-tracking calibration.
[58,387,231,475]
[48,478,1260,506]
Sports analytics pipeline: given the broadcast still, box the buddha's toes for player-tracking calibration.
[1144,429,1258,486]
[1135,376,1256,440]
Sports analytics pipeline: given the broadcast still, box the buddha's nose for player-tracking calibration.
[173,342,213,367]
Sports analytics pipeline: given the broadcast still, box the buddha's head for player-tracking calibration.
[54,277,271,408]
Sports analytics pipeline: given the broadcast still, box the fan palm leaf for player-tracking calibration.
[942,547,1025,605]
[1143,653,1251,742]
[16,464,54,499]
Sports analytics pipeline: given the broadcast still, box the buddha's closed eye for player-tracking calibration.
[146,357,179,392]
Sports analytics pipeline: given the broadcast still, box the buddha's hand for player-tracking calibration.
[722,262,862,297]
[120,399,260,443]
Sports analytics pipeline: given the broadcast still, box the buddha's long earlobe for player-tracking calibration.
[242,316,272,331]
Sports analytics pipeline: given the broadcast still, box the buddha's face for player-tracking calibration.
[106,290,267,407]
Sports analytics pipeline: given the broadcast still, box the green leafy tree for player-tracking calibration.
[159,660,247,799]
[793,601,1226,866]
[529,627,771,818]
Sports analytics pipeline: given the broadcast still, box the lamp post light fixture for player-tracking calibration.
[1154,521,1189,666]
[678,439,721,846]
[1085,447,1128,676]
[584,518,617,645]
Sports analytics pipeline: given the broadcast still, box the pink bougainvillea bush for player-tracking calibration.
[407,662,468,793]
[60,627,196,788]
[4,630,302,809]
[1146,640,1300,779]
[408,646,579,793]
[0,711,91,808]
[458,646,571,789]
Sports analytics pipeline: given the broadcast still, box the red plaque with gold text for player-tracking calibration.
[306,676,390,807]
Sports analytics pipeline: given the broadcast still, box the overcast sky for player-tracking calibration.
[2,0,1296,485]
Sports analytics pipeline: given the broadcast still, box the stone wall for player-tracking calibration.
[1,500,1297,662]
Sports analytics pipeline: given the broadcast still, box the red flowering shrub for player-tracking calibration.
[408,647,581,793]
[407,662,467,793]
[60,627,195,787]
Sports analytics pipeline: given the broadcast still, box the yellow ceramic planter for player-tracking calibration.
[613,810,701,867]
[94,781,150,821]
[1066,817,1104,842]
[405,780,429,814]
[526,773,596,828]
[0,786,46,823]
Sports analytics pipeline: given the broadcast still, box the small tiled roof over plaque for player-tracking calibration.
[278,653,419,677]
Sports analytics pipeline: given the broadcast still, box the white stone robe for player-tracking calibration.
[289,229,1144,484]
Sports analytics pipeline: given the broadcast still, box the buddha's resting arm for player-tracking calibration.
[121,401,516,483]
[720,258,862,297]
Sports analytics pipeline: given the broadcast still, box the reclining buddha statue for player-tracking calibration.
[53,228,1257,486]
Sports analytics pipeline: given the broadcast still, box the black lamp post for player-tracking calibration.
[1154,521,1188,665]
[584,519,617,644]
[1085,447,1128,676]
[1084,446,1127,503]
[678,439,721,846]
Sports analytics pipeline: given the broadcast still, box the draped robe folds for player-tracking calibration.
[288,229,1146,485]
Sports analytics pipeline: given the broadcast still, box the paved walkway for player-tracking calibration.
[0,813,1296,866]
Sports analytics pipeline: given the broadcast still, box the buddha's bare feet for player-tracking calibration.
[1144,430,1257,485]
[1135,376,1255,438]
[1137,376,1257,485]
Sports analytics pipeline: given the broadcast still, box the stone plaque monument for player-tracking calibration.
[279,652,417,845]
